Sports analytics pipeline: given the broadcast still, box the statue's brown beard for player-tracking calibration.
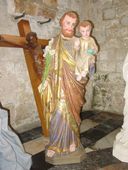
[61,29,74,38]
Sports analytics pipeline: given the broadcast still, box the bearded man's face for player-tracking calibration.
[61,15,77,38]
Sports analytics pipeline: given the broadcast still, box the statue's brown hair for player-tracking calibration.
[60,11,79,27]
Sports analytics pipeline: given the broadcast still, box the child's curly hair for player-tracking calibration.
[78,20,94,30]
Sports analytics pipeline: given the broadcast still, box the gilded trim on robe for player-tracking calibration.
[38,34,87,154]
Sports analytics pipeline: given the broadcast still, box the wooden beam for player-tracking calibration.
[0,34,48,48]
[38,39,49,48]
[0,35,26,48]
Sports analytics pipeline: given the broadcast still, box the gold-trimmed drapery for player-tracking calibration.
[38,34,87,154]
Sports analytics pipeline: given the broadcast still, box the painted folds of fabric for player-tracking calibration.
[0,108,32,170]
[39,35,87,154]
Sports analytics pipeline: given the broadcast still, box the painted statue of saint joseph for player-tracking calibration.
[38,11,88,162]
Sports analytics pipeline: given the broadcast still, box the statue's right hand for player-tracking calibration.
[38,80,48,93]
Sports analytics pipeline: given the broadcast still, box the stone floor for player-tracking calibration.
[19,110,128,170]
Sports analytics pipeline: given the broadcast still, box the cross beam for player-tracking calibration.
[0,34,48,48]
[0,20,49,136]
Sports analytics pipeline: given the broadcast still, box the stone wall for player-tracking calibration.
[82,0,128,114]
[0,0,127,132]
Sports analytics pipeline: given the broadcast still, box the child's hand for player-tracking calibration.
[81,71,87,77]
[87,49,95,55]
[76,74,82,81]
[74,39,80,50]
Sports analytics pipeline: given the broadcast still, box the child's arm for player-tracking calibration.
[74,38,80,60]
[74,38,80,50]
[87,37,98,55]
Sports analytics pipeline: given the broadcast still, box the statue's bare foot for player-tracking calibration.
[70,144,76,152]
[47,150,55,157]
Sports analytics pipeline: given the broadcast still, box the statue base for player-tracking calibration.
[113,139,128,163]
[45,146,86,165]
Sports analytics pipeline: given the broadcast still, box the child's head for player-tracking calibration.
[78,20,93,38]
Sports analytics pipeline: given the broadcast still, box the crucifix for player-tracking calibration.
[0,19,49,136]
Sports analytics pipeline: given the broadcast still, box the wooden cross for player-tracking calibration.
[0,19,49,136]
